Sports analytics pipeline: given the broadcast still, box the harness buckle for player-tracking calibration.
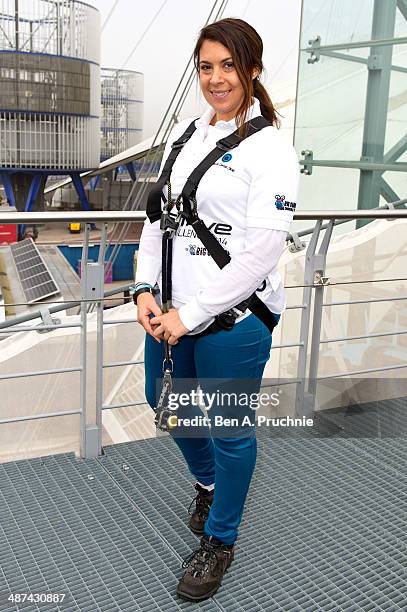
[160,208,180,235]
[216,135,242,151]
[171,140,185,150]
[177,195,197,222]
[214,308,240,331]
[171,136,191,149]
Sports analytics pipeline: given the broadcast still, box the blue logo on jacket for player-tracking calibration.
[274,194,296,212]
[221,153,232,163]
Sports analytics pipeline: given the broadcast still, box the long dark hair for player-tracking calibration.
[193,18,280,132]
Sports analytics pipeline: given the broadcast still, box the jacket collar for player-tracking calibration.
[196,97,262,136]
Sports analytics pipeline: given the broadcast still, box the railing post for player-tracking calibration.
[307,220,334,410]
[295,220,322,417]
[79,223,105,458]
[295,219,335,417]
[79,223,89,458]
[95,223,108,456]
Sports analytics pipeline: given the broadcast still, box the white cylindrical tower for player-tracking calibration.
[0,0,101,171]
[101,68,143,160]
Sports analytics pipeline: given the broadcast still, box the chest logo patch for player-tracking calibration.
[274,194,296,212]
[221,153,232,163]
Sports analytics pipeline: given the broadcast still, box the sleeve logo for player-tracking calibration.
[274,194,296,212]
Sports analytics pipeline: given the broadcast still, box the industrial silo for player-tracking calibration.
[0,0,101,213]
[52,66,144,211]
[101,68,143,160]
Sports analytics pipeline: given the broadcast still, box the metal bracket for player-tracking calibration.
[83,263,104,301]
[37,307,61,333]
[314,271,330,286]
[307,36,321,64]
[288,232,307,253]
[367,54,384,70]
[300,150,313,175]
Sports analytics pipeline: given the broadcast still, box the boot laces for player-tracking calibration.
[182,540,221,579]
[188,488,212,518]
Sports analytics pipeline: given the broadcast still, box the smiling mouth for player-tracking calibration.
[211,90,231,98]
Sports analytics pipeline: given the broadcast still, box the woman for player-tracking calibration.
[134,18,299,601]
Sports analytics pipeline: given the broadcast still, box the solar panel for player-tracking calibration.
[10,238,60,304]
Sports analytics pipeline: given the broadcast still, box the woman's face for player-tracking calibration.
[198,39,245,124]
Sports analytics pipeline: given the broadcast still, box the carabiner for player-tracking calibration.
[162,359,173,374]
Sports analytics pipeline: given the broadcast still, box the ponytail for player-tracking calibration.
[253,78,280,128]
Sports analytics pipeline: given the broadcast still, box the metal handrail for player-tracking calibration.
[1,209,407,224]
[323,295,407,307]
[0,323,82,333]
[0,366,81,381]
[101,400,148,411]
[0,303,307,331]
[103,359,144,369]
[1,204,405,331]
[0,284,130,330]
[287,199,407,239]
[320,328,407,344]
[0,409,81,425]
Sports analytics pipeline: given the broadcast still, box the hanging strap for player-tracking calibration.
[147,119,197,224]
[161,230,173,312]
[155,225,176,433]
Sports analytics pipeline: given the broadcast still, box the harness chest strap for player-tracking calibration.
[146,116,268,223]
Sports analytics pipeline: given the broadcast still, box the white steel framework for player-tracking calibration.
[101,68,143,161]
[0,0,100,170]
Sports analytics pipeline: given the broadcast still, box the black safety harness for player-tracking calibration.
[146,115,280,431]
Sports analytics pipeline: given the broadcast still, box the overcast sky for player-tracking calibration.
[91,0,302,137]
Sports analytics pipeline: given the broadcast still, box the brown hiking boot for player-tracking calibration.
[177,534,234,601]
[188,483,214,535]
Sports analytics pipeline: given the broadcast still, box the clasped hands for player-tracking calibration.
[150,308,189,345]
[136,292,189,345]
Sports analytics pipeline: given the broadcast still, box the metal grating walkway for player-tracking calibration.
[0,399,406,611]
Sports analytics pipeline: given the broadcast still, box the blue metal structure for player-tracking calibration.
[0,173,16,208]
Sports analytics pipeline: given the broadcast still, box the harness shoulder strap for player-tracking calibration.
[181,116,270,205]
[146,119,197,223]
[178,115,278,333]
